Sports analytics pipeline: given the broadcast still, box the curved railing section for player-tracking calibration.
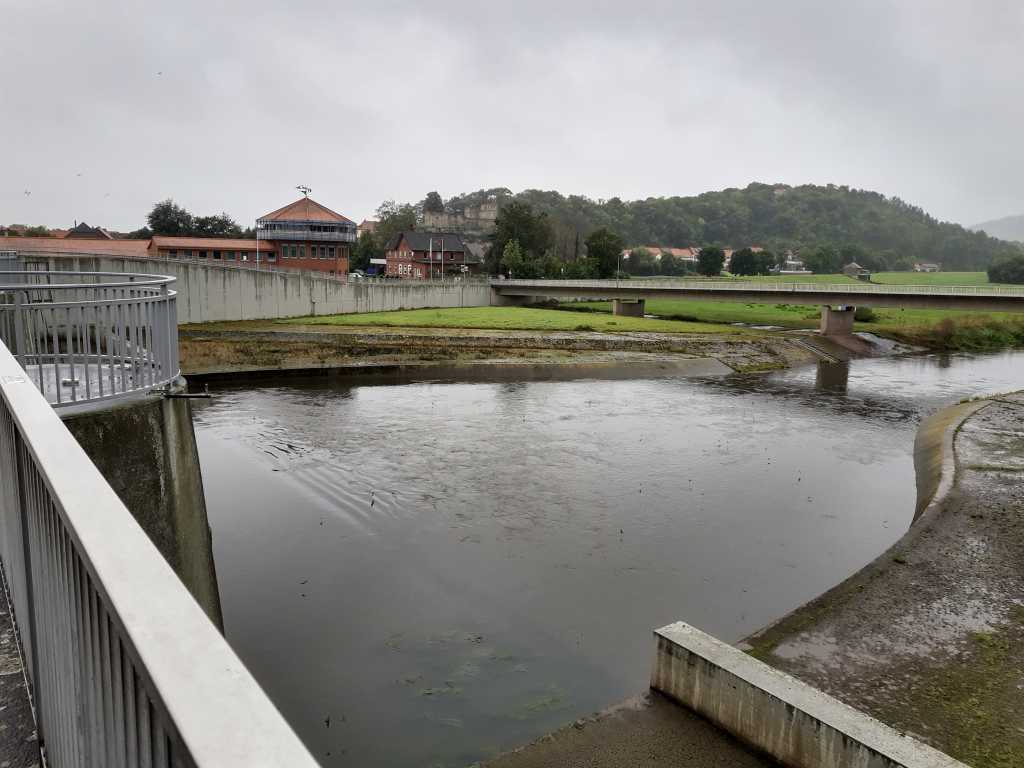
[0,271,180,411]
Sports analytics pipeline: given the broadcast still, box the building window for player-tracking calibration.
[168,250,176,257]
[328,246,335,259]
[299,245,305,259]
[268,252,277,262]
[193,250,199,258]
[199,251,208,258]
[320,246,327,259]
[213,250,221,260]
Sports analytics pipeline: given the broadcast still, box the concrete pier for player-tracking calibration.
[612,298,646,317]
[819,305,855,336]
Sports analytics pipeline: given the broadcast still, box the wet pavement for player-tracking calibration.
[747,393,1024,767]
[481,692,773,768]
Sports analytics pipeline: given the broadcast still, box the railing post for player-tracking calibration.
[12,289,26,365]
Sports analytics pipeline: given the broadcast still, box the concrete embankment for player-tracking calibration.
[744,392,1024,767]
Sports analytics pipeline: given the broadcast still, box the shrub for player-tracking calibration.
[854,306,877,322]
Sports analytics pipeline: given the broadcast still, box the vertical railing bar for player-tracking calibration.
[65,304,76,403]
[50,306,61,405]
[123,657,138,768]
[137,688,153,768]
[101,609,116,766]
[82,303,93,401]
[111,633,127,768]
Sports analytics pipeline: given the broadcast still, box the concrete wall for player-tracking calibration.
[651,622,966,768]
[19,253,493,324]
[63,396,223,628]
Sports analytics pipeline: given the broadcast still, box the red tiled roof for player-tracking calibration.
[0,236,150,256]
[258,197,353,224]
[150,237,274,250]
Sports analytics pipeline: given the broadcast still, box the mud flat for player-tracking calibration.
[744,392,1024,768]
[178,323,818,381]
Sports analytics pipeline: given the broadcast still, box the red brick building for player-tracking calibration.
[3,195,358,276]
[255,196,355,275]
[385,231,480,279]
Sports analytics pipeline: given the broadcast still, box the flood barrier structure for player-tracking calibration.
[651,622,966,768]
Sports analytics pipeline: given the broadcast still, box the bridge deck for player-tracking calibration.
[492,279,1024,312]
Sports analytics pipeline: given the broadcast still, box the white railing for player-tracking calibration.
[0,271,180,411]
[0,341,318,767]
[493,278,1024,298]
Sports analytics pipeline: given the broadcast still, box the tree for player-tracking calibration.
[585,227,624,278]
[989,254,1024,284]
[351,231,383,271]
[728,247,757,276]
[147,199,193,236]
[625,247,657,275]
[193,212,242,238]
[489,201,554,275]
[127,226,152,239]
[802,244,841,274]
[697,246,725,277]
[422,191,445,214]
[374,200,418,249]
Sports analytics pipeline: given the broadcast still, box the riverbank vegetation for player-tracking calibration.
[285,307,743,334]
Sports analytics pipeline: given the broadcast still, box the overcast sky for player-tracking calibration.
[2,1,1021,232]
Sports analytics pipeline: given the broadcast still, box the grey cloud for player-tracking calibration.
[1,0,1021,230]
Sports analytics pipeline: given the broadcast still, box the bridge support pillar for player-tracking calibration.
[820,305,855,336]
[612,299,646,317]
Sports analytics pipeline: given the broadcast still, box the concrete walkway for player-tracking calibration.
[481,691,773,768]
[745,393,1024,767]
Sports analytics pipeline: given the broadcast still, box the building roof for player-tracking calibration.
[843,262,864,270]
[0,236,150,256]
[150,236,274,250]
[64,222,114,239]
[358,219,378,230]
[258,197,354,224]
[389,231,469,253]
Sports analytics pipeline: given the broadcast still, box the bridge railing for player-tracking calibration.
[0,271,180,411]
[493,278,1024,297]
[0,339,318,767]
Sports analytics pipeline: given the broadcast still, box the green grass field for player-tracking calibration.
[870,271,991,286]
[283,306,744,334]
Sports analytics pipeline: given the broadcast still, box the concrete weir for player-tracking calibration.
[651,622,967,768]
[62,394,223,627]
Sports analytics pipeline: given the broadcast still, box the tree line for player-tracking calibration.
[436,183,1022,271]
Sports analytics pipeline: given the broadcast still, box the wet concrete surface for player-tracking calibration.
[0,570,40,768]
[480,691,773,768]
[747,392,1024,767]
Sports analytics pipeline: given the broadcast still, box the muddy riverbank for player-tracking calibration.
[744,392,1024,768]
[179,322,821,380]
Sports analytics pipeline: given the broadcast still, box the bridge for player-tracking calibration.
[492,278,1024,334]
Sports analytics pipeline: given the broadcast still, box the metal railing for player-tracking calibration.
[0,341,318,767]
[493,278,1024,298]
[0,271,180,411]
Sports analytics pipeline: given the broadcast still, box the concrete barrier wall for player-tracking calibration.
[651,622,966,768]
[18,253,493,324]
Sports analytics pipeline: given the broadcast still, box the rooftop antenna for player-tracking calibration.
[296,185,311,197]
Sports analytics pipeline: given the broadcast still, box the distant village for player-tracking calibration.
[1,193,942,279]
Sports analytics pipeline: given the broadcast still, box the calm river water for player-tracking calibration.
[191,351,1024,767]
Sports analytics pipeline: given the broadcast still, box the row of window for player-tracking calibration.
[165,249,275,261]
[281,244,339,260]
[392,250,462,260]
[258,222,355,235]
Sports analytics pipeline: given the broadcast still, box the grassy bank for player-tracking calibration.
[282,306,744,335]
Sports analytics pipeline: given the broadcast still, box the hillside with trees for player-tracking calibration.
[437,183,1020,271]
